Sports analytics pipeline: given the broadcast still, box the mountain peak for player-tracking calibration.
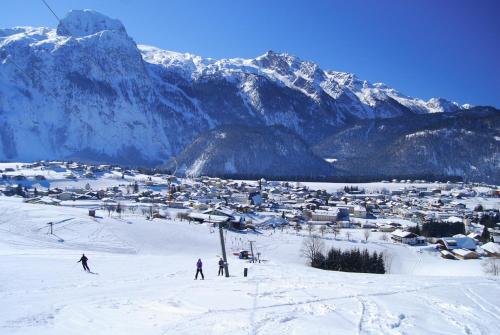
[57,9,127,37]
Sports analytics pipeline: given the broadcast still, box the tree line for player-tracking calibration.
[409,219,465,237]
[302,237,385,274]
[195,172,464,183]
[313,247,385,274]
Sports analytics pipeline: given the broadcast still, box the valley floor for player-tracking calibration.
[0,196,499,335]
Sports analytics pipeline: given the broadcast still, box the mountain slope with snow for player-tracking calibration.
[313,107,500,183]
[171,125,335,178]
[0,10,209,165]
[0,9,496,179]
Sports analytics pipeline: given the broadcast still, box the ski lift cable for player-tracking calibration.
[40,0,71,36]
[41,0,63,23]
[1,51,33,83]
[38,0,118,97]
[1,0,64,83]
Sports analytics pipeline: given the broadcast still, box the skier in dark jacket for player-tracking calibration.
[77,253,90,272]
[218,258,225,276]
[195,258,204,280]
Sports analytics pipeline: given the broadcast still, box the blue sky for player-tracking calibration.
[1,0,499,107]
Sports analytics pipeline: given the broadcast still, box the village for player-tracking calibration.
[1,160,500,334]
[1,160,499,267]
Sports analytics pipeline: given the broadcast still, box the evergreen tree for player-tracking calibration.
[414,223,421,235]
[377,253,386,274]
[311,252,325,269]
[116,202,122,218]
[481,226,491,243]
[361,249,370,273]
[474,204,484,212]
[421,219,465,237]
[15,184,23,196]
[370,251,378,273]
[313,247,385,274]
[409,223,421,235]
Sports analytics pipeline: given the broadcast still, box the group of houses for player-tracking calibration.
[1,161,499,261]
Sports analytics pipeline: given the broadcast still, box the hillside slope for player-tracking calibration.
[1,195,499,334]
[172,125,335,178]
[313,107,500,183]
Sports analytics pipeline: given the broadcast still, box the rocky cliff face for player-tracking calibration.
[0,10,208,165]
[0,10,497,181]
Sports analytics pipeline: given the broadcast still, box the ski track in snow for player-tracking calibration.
[462,288,500,322]
[0,197,499,334]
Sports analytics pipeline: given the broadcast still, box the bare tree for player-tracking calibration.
[104,204,116,217]
[363,229,371,242]
[345,230,352,241]
[164,211,171,220]
[294,224,302,234]
[319,225,327,237]
[380,187,390,195]
[105,204,112,217]
[331,226,339,239]
[129,206,137,215]
[482,258,500,276]
[307,222,315,235]
[177,212,190,221]
[301,235,325,266]
[116,202,122,218]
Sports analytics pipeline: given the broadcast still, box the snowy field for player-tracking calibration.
[1,195,499,335]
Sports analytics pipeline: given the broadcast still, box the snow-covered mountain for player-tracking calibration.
[170,125,334,178]
[313,107,500,183]
[0,10,495,180]
[0,10,208,165]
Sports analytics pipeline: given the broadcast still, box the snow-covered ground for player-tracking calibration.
[1,195,499,335]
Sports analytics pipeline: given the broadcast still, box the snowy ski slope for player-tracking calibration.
[0,195,499,335]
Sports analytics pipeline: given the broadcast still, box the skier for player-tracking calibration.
[195,258,204,280]
[77,253,90,272]
[218,258,225,276]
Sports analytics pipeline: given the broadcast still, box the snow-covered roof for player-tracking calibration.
[391,229,416,238]
[444,216,463,223]
[203,207,234,217]
[480,242,500,255]
[452,248,476,257]
[188,213,228,223]
[439,237,477,250]
[467,232,481,239]
[440,250,454,257]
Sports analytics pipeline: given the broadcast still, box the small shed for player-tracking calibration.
[436,237,477,251]
[452,248,479,260]
[440,250,456,259]
[391,230,423,245]
[480,242,500,257]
